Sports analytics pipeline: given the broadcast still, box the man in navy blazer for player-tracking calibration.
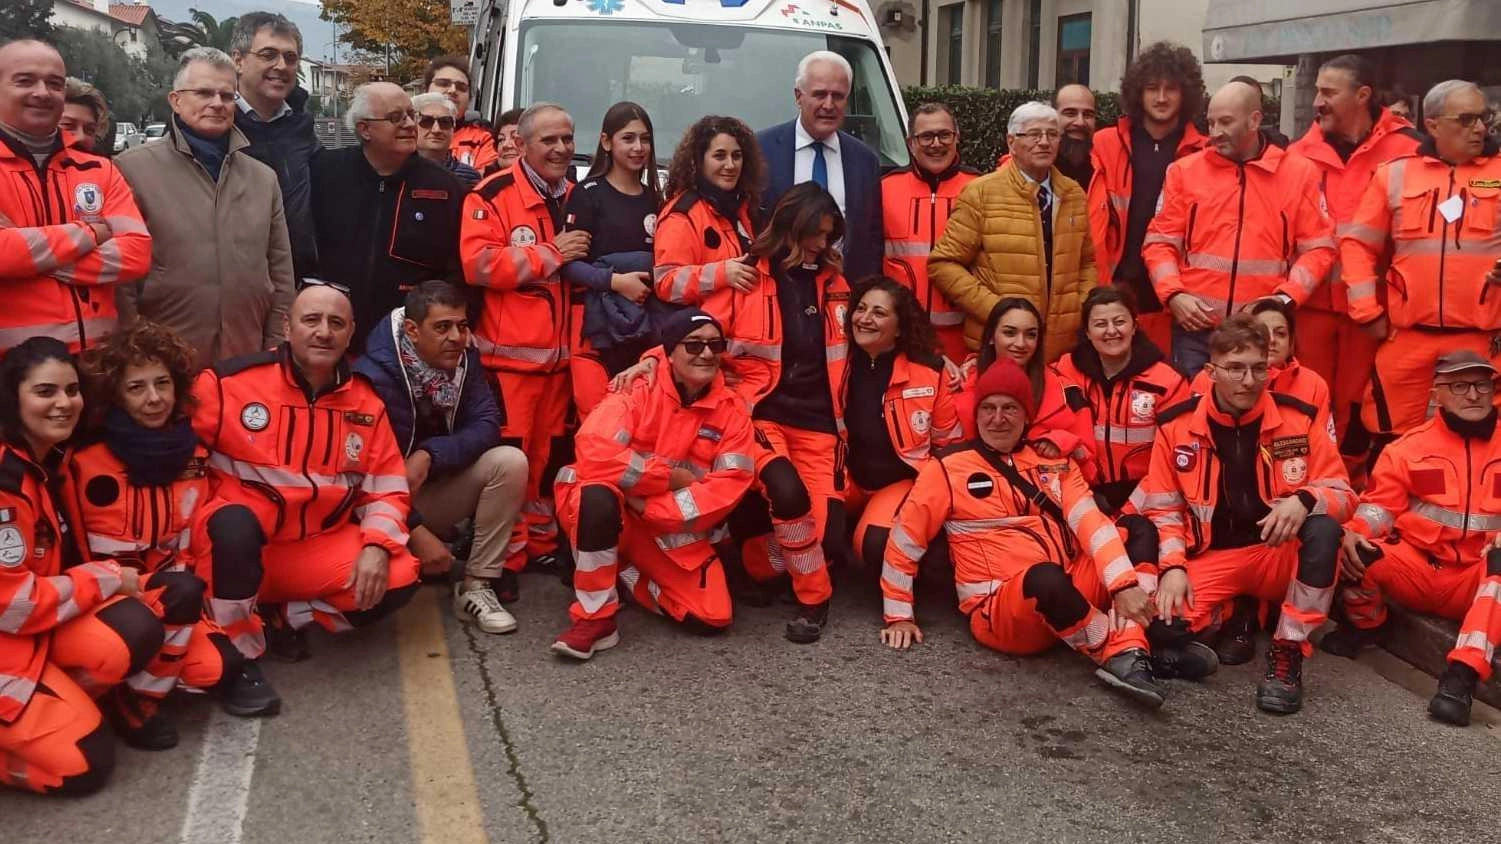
[758,50,885,283]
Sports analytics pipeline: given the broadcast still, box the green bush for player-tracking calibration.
[902,86,1122,171]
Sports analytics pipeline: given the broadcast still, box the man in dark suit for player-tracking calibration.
[758,50,884,283]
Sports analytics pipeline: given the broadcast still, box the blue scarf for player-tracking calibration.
[104,406,199,487]
[176,116,229,182]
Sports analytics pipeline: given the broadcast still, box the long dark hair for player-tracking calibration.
[1,337,77,450]
[979,297,1045,404]
[664,115,765,211]
[585,101,662,202]
[747,182,845,271]
[844,277,940,368]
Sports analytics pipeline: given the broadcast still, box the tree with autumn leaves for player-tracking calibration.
[321,0,470,84]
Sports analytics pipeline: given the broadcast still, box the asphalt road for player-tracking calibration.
[4,571,1499,844]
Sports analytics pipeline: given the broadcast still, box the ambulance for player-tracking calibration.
[467,0,910,168]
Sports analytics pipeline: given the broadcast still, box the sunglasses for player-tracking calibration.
[679,338,728,356]
[299,277,352,297]
[417,115,456,130]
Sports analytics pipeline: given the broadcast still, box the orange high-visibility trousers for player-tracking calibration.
[1136,312,1173,362]
[1180,541,1336,656]
[496,369,571,566]
[741,421,837,606]
[1364,329,1500,436]
[969,558,1148,664]
[1339,539,1501,680]
[849,480,913,568]
[934,325,969,368]
[128,569,239,699]
[1297,310,1378,446]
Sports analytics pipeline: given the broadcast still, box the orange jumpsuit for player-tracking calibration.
[554,367,754,627]
[1340,413,1501,679]
[1287,109,1420,447]
[880,164,980,361]
[461,162,573,565]
[653,191,756,306]
[1190,358,1334,441]
[1340,140,1501,436]
[451,122,498,173]
[955,361,1098,482]
[882,443,1148,663]
[190,348,419,657]
[0,444,162,795]
[1137,389,1356,654]
[0,130,151,351]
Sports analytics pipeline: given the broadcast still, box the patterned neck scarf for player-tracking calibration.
[398,329,460,411]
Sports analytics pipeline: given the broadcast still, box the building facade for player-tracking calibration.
[50,0,160,61]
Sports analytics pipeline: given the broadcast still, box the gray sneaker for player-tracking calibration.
[1095,648,1167,709]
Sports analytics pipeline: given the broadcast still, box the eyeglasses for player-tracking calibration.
[1436,379,1496,396]
[174,88,237,104]
[1014,130,1061,143]
[417,115,456,131]
[250,48,300,66]
[912,130,956,146]
[1213,362,1270,382]
[299,277,352,297]
[430,78,470,94]
[1437,111,1496,128]
[679,339,728,357]
[360,109,419,126]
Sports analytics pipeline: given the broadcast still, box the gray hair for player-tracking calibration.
[229,12,303,55]
[1423,79,1482,119]
[173,47,236,90]
[795,50,853,90]
[517,102,571,141]
[346,83,379,133]
[411,93,455,116]
[1007,101,1059,135]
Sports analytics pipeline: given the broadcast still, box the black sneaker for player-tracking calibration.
[1256,641,1305,714]
[1428,661,1478,727]
[493,569,521,605]
[1094,648,1167,709]
[1215,597,1259,666]
[785,600,830,643]
[1151,641,1221,681]
[106,688,179,751]
[220,660,282,718]
[1319,621,1385,659]
[259,604,312,663]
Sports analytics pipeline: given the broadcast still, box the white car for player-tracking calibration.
[142,123,168,143]
[113,121,139,152]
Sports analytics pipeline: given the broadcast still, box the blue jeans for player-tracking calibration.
[1171,324,1212,379]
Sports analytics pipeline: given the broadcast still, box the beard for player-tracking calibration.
[1056,134,1093,185]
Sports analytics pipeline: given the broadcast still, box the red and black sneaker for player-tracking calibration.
[550,617,620,660]
[1256,641,1305,714]
[105,687,179,751]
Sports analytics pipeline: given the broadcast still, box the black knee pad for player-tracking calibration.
[96,597,165,677]
[144,569,207,626]
[1020,562,1090,631]
[1147,617,1195,651]
[822,498,852,564]
[50,723,115,797]
[540,434,575,491]
[727,492,773,541]
[1118,514,1158,565]
[759,458,811,519]
[345,582,420,628]
[860,526,890,572]
[677,613,729,636]
[576,485,622,551]
[1487,548,1501,576]
[207,506,265,600]
[1296,515,1341,588]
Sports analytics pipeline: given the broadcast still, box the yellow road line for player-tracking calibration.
[398,586,489,843]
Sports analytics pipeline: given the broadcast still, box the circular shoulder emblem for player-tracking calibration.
[0,526,27,567]
[965,472,995,499]
[241,402,270,432]
[344,432,365,462]
[909,409,931,435]
[510,225,538,247]
[73,182,103,215]
[85,475,120,507]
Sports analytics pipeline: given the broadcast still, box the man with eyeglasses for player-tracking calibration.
[116,47,294,371]
[230,13,320,283]
[412,93,481,188]
[930,100,1097,363]
[881,102,978,366]
[549,308,755,659]
[311,82,464,353]
[1138,314,1355,714]
[424,55,497,175]
[1341,78,1501,451]
[1320,350,1501,726]
[1143,80,1335,378]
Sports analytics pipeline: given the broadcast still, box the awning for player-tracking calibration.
[1203,0,1501,63]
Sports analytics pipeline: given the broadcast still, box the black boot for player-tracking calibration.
[221,660,282,717]
[106,687,179,751]
[1319,620,1386,659]
[259,604,312,663]
[1215,596,1259,666]
[1151,641,1220,681]
[785,600,830,643]
[1428,661,1478,727]
[492,569,521,604]
[1256,641,1305,714]
[1094,648,1167,709]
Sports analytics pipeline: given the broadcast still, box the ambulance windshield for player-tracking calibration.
[516,21,909,168]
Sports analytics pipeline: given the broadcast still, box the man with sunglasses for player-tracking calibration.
[1320,350,1501,727]
[1342,78,1501,449]
[116,47,294,371]
[424,55,497,175]
[311,82,464,353]
[412,93,480,188]
[549,309,755,659]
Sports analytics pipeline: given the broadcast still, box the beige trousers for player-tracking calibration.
[414,445,528,579]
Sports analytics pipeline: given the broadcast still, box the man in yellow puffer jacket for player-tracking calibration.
[928,101,1097,362]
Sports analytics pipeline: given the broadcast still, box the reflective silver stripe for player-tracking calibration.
[1131,489,1184,511]
[1148,260,1180,284]
[128,671,180,695]
[698,262,721,298]
[659,265,691,303]
[826,344,847,363]
[1108,192,1129,210]
[880,562,914,591]
[471,335,566,365]
[655,530,709,550]
[1474,580,1501,603]
[619,451,649,490]
[1101,555,1133,588]
[883,597,914,620]
[1354,503,1393,535]
[556,466,577,484]
[1341,222,1386,246]
[783,543,824,575]
[1061,612,1110,651]
[1453,630,1496,664]
[0,672,38,707]
[0,577,35,633]
[1296,236,1336,253]
[86,533,150,556]
[1190,502,1214,523]
[729,340,781,361]
[955,579,1002,602]
[574,549,615,573]
[946,516,1028,534]
[1141,232,1183,250]
[1150,511,1185,526]
[359,514,408,545]
[0,316,115,350]
[353,500,405,525]
[1287,263,1321,295]
[885,240,930,258]
[929,310,965,326]
[712,452,753,473]
[1273,581,1334,641]
[1410,498,1501,532]
[1094,424,1156,445]
[1159,537,1187,556]
[286,598,352,633]
[890,524,927,560]
[1085,523,1118,558]
[1346,280,1378,301]
[361,473,409,494]
[1136,571,1159,594]
[1186,252,1288,277]
[673,488,701,523]
[1386,159,1407,211]
[1065,497,1091,531]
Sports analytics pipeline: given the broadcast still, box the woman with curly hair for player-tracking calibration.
[836,277,964,572]
[653,115,765,307]
[71,323,279,751]
[60,77,110,153]
[1088,40,1207,353]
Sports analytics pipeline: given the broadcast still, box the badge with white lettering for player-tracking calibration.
[965,472,994,498]
[0,526,25,567]
[901,386,936,399]
[1471,179,1501,189]
[1173,444,1197,472]
[510,225,537,247]
[74,182,103,216]
[1269,435,1309,460]
[909,409,931,435]
[696,426,722,442]
[241,402,270,432]
[1281,456,1308,485]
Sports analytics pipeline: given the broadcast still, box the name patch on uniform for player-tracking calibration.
[241,402,270,432]
[0,526,25,567]
[1471,179,1501,189]
[344,411,376,427]
[696,426,723,442]
[180,457,208,480]
[1269,435,1309,459]
[965,472,994,498]
[472,209,489,220]
[901,386,936,399]
[412,189,449,201]
[1174,444,1197,472]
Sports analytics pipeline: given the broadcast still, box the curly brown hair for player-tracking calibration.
[1119,41,1205,128]
[80,322,198,428]
[843,276,941,369]
[664,115,765,211]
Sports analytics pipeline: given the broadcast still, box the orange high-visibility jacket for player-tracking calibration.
[0,444,124,724]
[1287,108,1421,314]
[451,122,497,173]
[954,362,1098,481]
[1347,414,1501,567]
[1052,339,1190,507]
[1087,118,1207,282]
[653,191,757,306]
[1134,389,1355,571]
[0,131,151,351]
[832,351,965,470]
[880,165,979,330]
[1340,139,1501,330]
[700,256,850,412]
[1190,358,1333,436]
[460,162,573,374]
[67,442,211,573]
[191,347,410,555]
[1143,143,1336,314]
[880,442,1140,623]
[555,363,754,561]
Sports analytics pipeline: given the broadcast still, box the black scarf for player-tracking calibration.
[104,406,199,487]
[695,177,753,250]
[1441,407,1498,440]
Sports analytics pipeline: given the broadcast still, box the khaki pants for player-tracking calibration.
[414,446,529,579]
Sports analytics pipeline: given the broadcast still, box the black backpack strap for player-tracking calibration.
[990,456,1068,529]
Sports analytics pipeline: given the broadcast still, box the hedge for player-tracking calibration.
[901,86,1122,171]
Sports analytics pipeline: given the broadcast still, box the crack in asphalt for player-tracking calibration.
[461,621,551,843]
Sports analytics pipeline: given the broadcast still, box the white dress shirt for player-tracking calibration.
[1017,167,1056,223]
[793,117,847,214]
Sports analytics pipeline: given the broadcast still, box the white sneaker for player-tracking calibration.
[453,583,518,634]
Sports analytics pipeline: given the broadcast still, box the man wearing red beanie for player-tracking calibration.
[879,357,1170,708]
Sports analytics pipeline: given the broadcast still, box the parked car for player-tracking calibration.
[113,121,139,153]
[141,123,168,143]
